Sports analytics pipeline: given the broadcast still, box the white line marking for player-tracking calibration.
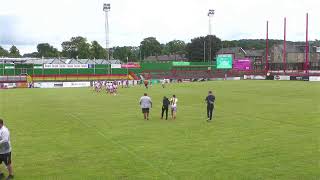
[69,113,175,180]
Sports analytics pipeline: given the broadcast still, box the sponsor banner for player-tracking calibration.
[309,70,320,73]
[4,66,14,69]
[172,62,190,66]
[34,65,43,69]
[111,64,121,69]
[63,82,91,88]
[34,82,91,88]
[309,76,320,82]
[211,78,225,81]
[121,63,141,68]
[290,76,307,81]
[253,75,266,80]
[44,64,89,69]
[274,75,290,81]
[3,83,16,88]
[233,59,252,70]
[226,77,241,80]
[244,75,266,80]
[33,82,62,88]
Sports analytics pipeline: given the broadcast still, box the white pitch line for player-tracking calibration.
[68,113,175,180]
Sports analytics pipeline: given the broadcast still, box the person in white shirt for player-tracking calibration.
[170,95,178,120]
[0,119,14,180]
[139,93,152,120]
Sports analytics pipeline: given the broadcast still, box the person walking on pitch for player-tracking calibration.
[161,96,170,120]
[139,93,152,120]
[205,91,216,122]
[0,119,14,180]
[170,95,178,120]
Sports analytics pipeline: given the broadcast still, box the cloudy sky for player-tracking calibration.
[0,0,319,54]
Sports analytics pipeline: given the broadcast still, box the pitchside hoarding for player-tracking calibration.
[111,64,121,69]
[233,59,252,70]
[44,64,89,69]
[216,54,233,69]
[4,65,14,69]
[309,76,319,81]
[33,65,43,69]
[172,62,190,66]
[121,63,141,68]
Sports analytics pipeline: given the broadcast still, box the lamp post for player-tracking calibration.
[208,9,215,62]
[203,40,206,62]
[103,3,111,61]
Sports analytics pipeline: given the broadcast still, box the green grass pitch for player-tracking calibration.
[0,81,319,179]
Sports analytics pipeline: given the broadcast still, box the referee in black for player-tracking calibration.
[161,96,170,120]
[205,91,215,122]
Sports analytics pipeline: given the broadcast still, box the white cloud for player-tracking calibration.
[1,0,320,54]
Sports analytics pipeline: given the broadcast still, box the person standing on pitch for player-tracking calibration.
[205,91,216,122]
[161,79,166,88]
[170,95,178,120]
[0,119,14,180]
[139,93,152,120]
[161,96,170,120]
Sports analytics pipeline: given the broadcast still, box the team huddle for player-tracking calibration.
[94,81,118,95]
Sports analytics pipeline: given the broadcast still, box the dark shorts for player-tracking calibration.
[142,108,150,113]
[0,152,11,166]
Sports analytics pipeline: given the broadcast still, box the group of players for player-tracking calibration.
[94,81,118,95]
[93,79,168,95]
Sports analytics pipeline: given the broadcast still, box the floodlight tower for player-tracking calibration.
[103,3,111,60]
[208,9,215,62]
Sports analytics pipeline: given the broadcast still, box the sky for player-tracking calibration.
[0,0,320,54]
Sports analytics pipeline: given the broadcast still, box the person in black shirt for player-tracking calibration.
[205,91,216,121]
[161,96,170,120]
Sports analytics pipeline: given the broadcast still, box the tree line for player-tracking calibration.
[1,37,317,62]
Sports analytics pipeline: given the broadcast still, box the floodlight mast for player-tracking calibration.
[208,9,215,62]
[103,3,111,60]
[208,9,215,35]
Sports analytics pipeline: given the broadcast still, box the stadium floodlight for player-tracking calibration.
[208,9,214,35]
[103,3,111,61]
[207,9,215,62]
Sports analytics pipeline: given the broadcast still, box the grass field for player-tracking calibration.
[0,81,319,180]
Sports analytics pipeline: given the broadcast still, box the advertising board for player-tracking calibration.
[309,76,320,82]
[216,54,233,69]
[44,64,89,69]
[233,59,252,70]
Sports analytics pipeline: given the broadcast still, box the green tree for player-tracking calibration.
[160,44,170,55]
[90,41,107,59]
[37,43,59,58]
[186,35,222,61]
[61,36,91,59]
[113,46,138,62]
[166,40,186,60]
[23,52,39,58]
[9,45,21,58]
[140,37,161,59]
[0,46,9,57]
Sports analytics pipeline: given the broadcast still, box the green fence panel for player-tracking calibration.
[111,69,127,74]
[141,62,172,71]
[44,69,59,75]
[60,69,77,75]
[34,69,43,75]
[78,68,94,75]
[27,69,34,75]
[4,69,15,76]
[95,69,108,74]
